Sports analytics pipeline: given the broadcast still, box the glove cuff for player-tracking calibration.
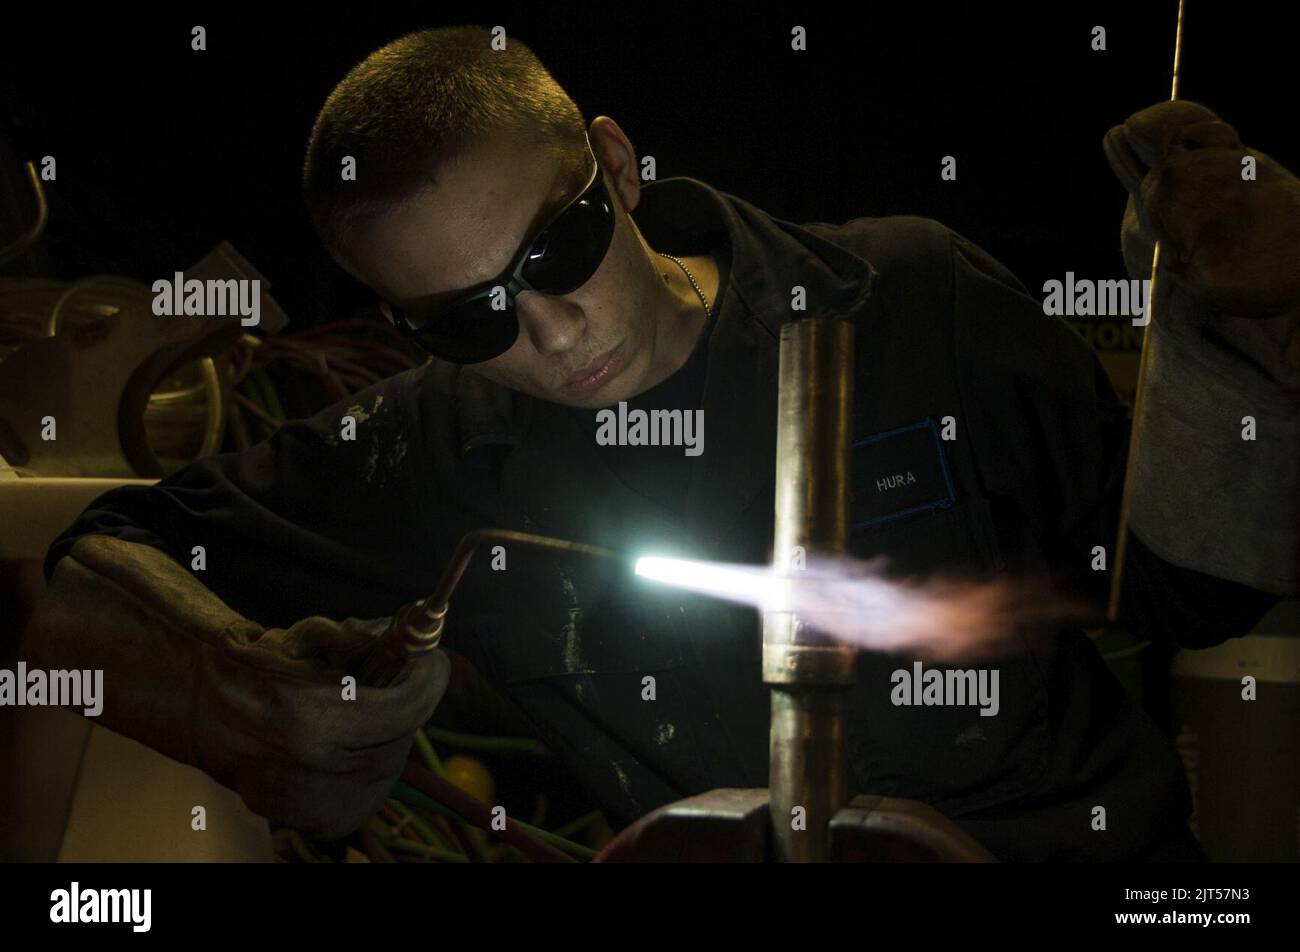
[1129,286,1300,595]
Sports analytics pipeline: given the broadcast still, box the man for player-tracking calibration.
[25,26,1299,860]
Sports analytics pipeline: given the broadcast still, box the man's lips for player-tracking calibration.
[562,344,624,394]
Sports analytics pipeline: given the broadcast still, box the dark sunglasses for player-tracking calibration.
[379,139,616,364]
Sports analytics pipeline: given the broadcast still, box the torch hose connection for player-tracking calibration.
[355,528,621,687]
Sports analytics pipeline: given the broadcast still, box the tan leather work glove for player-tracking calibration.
[23,534,449,839]
[1104,99,1300,332]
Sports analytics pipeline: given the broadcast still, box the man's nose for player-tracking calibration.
[514,291,585,355]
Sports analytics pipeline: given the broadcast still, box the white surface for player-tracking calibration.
[0,477,156,560]
[1173,634,1300,684]
[58,724,273,863]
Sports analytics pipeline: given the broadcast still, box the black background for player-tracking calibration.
[0,2,1291,329]
[5,860,1292,935]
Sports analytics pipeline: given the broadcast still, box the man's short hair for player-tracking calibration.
[302,25,588,267]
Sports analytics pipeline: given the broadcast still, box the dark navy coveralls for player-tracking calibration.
[47,176,1278,861]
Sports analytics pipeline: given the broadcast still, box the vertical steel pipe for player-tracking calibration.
[764,318,857,862]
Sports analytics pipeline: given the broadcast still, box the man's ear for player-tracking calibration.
[590,117,642,215]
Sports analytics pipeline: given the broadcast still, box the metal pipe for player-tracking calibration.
[0,161,49,266]
[356,528,620,687]
[764,318,857,862]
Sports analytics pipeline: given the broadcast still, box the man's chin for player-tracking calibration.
[545,388,621,410]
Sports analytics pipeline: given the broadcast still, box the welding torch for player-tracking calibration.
[354,528,621,687]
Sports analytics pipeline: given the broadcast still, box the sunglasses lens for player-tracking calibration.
[522,187,615,294]
[385,300,519,364]
[377,169,614,364]
[444,298,520,363]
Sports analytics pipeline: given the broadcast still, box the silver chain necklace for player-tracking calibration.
[658,252,712,318]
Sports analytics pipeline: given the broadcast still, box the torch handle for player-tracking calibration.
[354,597,448,688]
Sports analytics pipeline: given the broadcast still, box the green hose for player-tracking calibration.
[508,817,597,862]
[383,836,469,864]
[551,810,603,840]
[364,819,398,863]
[413,729,447,776]
[386,798,455,853]
[250,366,288,422]
[423,725,547,756]
[390,781,595,861]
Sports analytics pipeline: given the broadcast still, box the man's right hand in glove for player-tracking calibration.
[21,534,449,840]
